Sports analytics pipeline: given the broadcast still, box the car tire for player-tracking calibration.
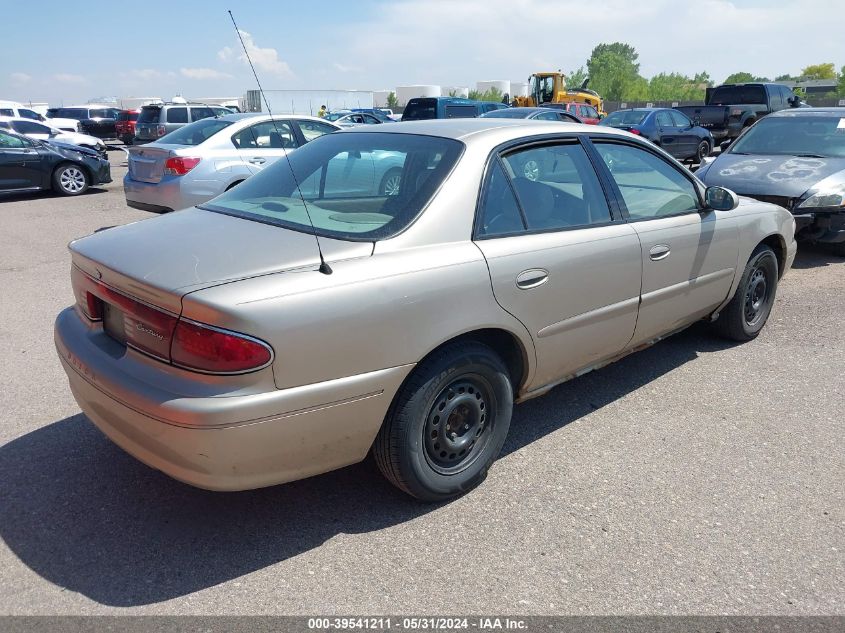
[52,163,90,196]
[696,140,711,163]
[713,244,778,341]
[373,341,513,501]
[378,168,402,196]
[830,242,845,257]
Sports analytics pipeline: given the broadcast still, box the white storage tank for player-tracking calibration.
[476,80,511,97]
[396,85,441,105]
[441,86,469,98]
[510,82,529,98]
[373,90,393,107]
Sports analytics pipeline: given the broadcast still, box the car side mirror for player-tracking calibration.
[719,139,732,152]
[705,186,739,211]
[787,95,800,108]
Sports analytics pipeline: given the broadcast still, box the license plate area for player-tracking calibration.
[102,302,127,346]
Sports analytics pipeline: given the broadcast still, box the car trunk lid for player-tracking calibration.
[126,145,172,183]
[69,207,373,314]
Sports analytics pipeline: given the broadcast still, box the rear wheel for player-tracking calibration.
[373,341,513,501]
[378,168,402,196]
[695,140,711,163]
[713,245,778,341]
[52,163,89,196]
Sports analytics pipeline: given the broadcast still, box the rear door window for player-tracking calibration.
[12,120,50,134]
[656,111,674,128]
[190,106,215,122]
[166,107,188,123]
[0,109,13,117]
[476,160,526,237]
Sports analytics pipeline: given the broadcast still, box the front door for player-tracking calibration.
[473,139,643,390]
[654,110,684,158]
[0,132,43,190]
[590,139,739,348]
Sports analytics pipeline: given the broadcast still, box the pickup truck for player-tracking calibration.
[675,83,801,143]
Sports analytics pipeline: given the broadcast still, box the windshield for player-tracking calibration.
[201,132,463,240]
[600,110,649,126]
[157,118,234,146]
[534,76,555,103]
[728,116,845,158]
[709,85,766,105]
[53,108,88,119]
[324,112,350,122]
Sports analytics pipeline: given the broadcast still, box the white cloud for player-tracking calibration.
[325,0,838,88]
[179,67,234,80]
[333,63,362,73]
[10,72,31,83]
[129,68,163,80]
[218,30,293,78]
[53,73,87,84]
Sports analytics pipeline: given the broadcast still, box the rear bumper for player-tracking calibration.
[54,307,413,491]
[123,173,220,213]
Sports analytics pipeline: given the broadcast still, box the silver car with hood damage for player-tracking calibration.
[55,119,796,501]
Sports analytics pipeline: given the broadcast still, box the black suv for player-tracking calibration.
[47,106,121,139]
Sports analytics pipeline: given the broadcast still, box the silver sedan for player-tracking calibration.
[56,119,796,500]
[123,113,341,212]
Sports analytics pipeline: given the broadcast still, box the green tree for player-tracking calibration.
[481,86,503,102]
[801,63,836,80]
[723,72,755,84]
[386,92,398,109]
[467,89,483,101]
[775,73,796,82]
[567,66,588,89]
[839,66,845,96]
[648,72,694,100]
[586,42,644,101]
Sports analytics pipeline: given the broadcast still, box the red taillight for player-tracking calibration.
[628,128,641,135]
[164,156,201,176]
[156,124,166,136]
[172,319,272,373]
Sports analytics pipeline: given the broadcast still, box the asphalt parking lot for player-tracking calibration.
[0,147,842,616]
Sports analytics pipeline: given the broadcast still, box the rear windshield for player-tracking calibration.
[402,99,437,121]
[201,132,464,240]
[602,110,649,126]
[117,112,139,122]
[728,116,845,158]
[157,118,234,146]
[138,107,161,123]
[481,109,530,119]
[709,85,766,105]
[53,108,88,119]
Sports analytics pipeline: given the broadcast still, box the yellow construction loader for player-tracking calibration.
[513,71,606,116]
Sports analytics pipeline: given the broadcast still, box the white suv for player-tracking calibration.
[0,100,80,132]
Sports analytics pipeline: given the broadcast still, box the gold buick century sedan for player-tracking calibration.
[55,119,797,501]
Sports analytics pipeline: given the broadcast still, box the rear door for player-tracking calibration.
[655,110,683,157]
[473,138,642,389]
[669,110,699,158]
[590,139,738,348]
[230,120,300,174]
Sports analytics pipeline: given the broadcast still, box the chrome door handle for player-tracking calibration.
[516,269,549,289]
[649,244,671,261]
[249,157,266,165]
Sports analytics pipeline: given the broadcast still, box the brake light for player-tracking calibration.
[156,124,166,136]
[628,128,641,135]
[172,319,273,373]
[164,156,201,176]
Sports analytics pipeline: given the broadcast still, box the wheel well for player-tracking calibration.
[54,161,92,183]
[759,234,787,278]
[424,329,528,392]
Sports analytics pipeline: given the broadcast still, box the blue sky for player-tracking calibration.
[2,0,842,105]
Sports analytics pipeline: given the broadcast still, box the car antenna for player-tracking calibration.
[227,9,332,275]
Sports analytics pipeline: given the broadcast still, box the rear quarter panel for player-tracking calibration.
[180,242,536,392]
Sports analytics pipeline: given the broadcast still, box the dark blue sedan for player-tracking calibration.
[598,108,713,163]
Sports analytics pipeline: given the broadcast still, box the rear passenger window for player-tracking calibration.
[477,161,525,237]
[444,105,477,119]
[232,121,297,149]
[166,108,188,123]
[500,143,612,230]
[593,142,700,218]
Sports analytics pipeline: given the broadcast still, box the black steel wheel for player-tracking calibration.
[713,244,779,341]
[696,140,711,163]
[373,341,513,501]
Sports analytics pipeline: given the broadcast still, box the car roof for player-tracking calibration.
[769,107,845,118]
[341,117,622,142]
